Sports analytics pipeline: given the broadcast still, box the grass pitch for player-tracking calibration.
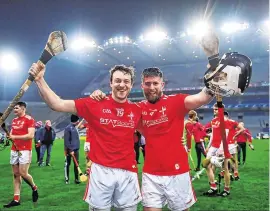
[0,139,268,211]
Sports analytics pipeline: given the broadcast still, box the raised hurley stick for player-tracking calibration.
[0,31,68,126]
[216,92,231,159]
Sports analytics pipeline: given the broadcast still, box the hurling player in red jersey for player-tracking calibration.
[137,67,215,211]
[237,121,254,165]
[3,102,38,208]
[29,64,142,211]
[192,117,207,171]
[185,110,197,154]
[223,111,241,180]
[203,105,244,197]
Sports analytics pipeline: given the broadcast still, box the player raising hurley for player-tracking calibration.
[29,64,142,211]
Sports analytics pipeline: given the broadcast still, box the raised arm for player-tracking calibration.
[184,31,220,110]
[184,89,214,110]
[29,63,77,114]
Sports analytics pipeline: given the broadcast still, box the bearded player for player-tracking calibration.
[3,102,38,208]
[137,67,216,211]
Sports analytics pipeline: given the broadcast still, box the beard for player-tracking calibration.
[143,90,162,104]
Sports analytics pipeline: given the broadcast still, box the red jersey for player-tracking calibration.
[226,119,239,144]
[209,117,238,148]
[237,129,252,143]
[193,122,206,143]
[75,96,141,172]
[139,94,189,176]
[185,119,194,149]
[11,115,35,151]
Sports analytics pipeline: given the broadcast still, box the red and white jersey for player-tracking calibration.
[237,129,252,143]
[83,122,95,144]
[138,94,189,176]
[193,122,206,143]
[11,115,35,151]
[185,119,194,149]
[226,119,239,144]
[209,117,238,148]
[74,95,141,172]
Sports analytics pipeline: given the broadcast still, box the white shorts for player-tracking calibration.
[206,146,219,158]
[10,150,32,165]
[83,163,141,209]
[142,172,196,210]
[228,144,238,155]
[84,142,90,152]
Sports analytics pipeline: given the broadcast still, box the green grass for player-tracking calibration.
[0,139,268,211]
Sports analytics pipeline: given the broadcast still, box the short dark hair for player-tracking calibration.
[224,111,229,116]
[109,65,135,84]
[213,103,225,108]
[71,114,79,123]
[141,67,163,81]
[15,102,27,108]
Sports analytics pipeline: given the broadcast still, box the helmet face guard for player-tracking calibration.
[204,52,252,97]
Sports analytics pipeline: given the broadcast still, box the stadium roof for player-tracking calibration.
[0,0,268,101]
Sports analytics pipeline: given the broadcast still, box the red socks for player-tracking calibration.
[14,194,20,202]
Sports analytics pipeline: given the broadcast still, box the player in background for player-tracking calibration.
[185,110,197,155]
[237,121,254,165]
[3,102,38,208]
[203,105,244,197]
[223,112,241,180]
[192,117,207,171]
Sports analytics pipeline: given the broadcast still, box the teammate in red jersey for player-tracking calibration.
[237,122,254,165]
[203,105,244,197]
[3,102,38,208]
[29,64,142,211]
[192,117,207,171]
[185,110,197,153]
[223,112,241,180]
[138,67,214,211]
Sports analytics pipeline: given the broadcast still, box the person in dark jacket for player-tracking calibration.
[64,114,81,184]
[34,121,43,163]
[38,120,56,166]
